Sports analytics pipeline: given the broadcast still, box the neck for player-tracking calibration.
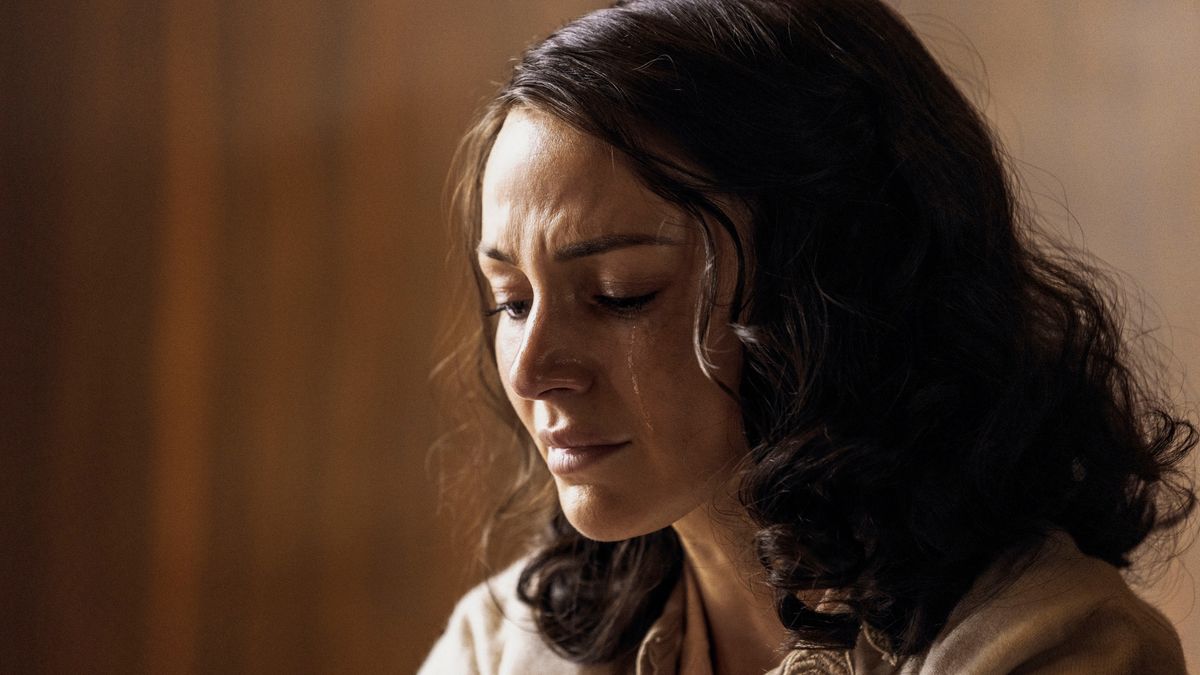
[672,485,789,675]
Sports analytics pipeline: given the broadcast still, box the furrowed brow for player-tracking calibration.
[478,245,514,264]
[554,233,683,261]
[478,233,683,265]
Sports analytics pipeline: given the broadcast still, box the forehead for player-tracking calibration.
[480,107,689,257]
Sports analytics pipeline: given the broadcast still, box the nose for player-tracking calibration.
[505,301,592,400]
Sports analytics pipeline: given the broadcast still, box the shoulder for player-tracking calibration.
[418,558,612,675]
[904,532,1186,675]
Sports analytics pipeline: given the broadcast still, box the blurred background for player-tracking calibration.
[1,1,1197,672]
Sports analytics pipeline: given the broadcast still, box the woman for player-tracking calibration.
[422,0,1196,673]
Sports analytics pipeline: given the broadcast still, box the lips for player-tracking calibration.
[538,428,630,476]
[538,427,627,449]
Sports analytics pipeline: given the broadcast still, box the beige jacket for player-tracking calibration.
[419,533,1186,674]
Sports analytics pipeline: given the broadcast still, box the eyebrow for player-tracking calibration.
[478,233,684,264]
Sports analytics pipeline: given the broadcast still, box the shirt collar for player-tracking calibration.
[633,561,861,675]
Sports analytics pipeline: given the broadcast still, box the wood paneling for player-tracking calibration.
[1,1,1194,672]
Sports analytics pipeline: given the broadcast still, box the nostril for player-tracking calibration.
[508,345,591,401]
[511,359,590,400]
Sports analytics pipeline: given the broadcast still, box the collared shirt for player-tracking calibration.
[419,533,1186,674]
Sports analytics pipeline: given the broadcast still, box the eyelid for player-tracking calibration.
[595,278,660,295]
[484,299,531,320]
[478,261,527,286]
[594,291,658,315]
[484,275,531,300]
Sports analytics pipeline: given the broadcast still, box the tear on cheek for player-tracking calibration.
[628,324,655,434]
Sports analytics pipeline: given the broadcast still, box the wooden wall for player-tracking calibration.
[1,1,1194,672]
[1,1,605,672]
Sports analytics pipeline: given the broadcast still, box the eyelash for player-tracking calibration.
[595,292,658,315]
[484,292,658,320]
[484,300,531,320]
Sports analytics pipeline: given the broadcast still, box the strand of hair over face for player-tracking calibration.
[439,0,1198,663]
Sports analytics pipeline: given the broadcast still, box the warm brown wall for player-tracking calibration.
[1,1,1195,673]
[1,1,602,672]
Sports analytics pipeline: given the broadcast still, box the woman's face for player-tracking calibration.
[478,107,747,541]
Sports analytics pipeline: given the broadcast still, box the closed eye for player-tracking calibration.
[595,291,658,315]
[485,292,659,321]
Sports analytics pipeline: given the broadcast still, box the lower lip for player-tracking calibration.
[546,443,629,476]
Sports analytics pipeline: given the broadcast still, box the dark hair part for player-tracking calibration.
[443,0,1196,663]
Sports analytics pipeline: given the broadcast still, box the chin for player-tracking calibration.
[556,484,653,542]
[556,482,681,542]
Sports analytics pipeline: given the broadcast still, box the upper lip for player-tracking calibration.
[538,427,628,449]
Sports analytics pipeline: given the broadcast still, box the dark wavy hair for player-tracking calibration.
[438,0,1197,664]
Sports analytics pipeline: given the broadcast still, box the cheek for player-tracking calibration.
[637,313,744,442]
[493,329,513,382]
[492,325,525,406]
[628,308,728,413]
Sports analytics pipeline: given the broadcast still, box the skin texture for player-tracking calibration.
[479,107,787,674]
[479,106,746,542]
